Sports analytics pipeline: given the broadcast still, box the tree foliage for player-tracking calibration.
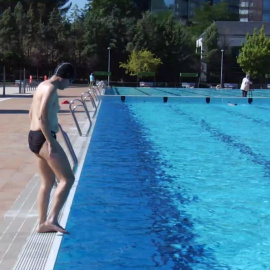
[190,2,238,37]
[237,26,270,78]
[0,0,71,21]
[131,12,194,81]
[90,0,139,18]
[120,49,162,76]
[200,22,221,81]
[204,23,219,52]
[82,0,139,77]
[0,0,200,81]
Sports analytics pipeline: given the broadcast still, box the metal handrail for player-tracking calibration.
[88,87,99,102]
[69,98,92,136]
[94,85,102,97]
[82,91,97,109]
[89,87,102,106]
[81,91,98,117]
[58,124,78,173]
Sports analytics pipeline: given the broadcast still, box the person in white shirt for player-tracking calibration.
[240,75,252,97]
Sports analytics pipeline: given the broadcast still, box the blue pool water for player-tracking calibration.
[55,97,270,270]
[110,87,270,98]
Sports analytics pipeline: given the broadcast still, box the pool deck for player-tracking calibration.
[0,85,92,270]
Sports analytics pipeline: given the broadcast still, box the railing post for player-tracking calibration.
[58,124,78,172]
[69,99,92,136]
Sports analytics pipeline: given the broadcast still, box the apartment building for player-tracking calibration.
[150,0,270,23]
[151,0,239,21]
[239,0,270,22]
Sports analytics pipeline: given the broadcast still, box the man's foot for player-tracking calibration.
[37,221,69,234]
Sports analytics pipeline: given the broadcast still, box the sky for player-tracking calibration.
[69,0,88,10]
[165,0,174,5]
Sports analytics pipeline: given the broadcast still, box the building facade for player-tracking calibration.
[173,0,201,20]
[239,0,263,21]
[151,0,174,15]
[151,0,270,22]
[151,0,240,21]
[238,0,270,22]
[263,0,270,21]
[213,0,239,15]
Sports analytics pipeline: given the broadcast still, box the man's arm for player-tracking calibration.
[38,87,55,145]
[29,103,33,120]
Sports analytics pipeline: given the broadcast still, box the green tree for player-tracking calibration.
[190,2,238,37]
[14,2,26,51]
[204,22,219,52]
[151,0,166,10]
[132,12,194,81]
[0,7,22,66]
[25,5,38,59]
[120,49,162,76]
[68,5,85,65]
[82,0,138,79]
[237,26,270,78]
[0,0,72,21]
[31,19,48,69]
[82,13,111,65]
[45,8,67,64]
[90,0,139,18]
[203,22,220,79]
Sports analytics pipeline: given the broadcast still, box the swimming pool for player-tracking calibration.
[54,96,270,270]
[109,87,270,98]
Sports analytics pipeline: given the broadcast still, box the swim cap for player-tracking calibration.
[54,62,75,82]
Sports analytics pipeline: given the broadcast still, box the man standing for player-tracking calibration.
[240,74,252,97]
[28,62,75,234]
[89,73,95,87]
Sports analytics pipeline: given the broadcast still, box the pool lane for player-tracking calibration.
[111,87,270,98]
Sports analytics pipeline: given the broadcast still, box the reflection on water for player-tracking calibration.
[55,99,270,270]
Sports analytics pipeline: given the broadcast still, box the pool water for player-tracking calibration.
[54,97,270,270]
[110,87,270,98]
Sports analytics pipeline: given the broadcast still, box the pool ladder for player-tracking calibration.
[69,98,92,136]
[58,123,78,173]
[64,84,103,170]
[69,85,103,136]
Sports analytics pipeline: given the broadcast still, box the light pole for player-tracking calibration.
[220,49,224,88]
[107,47,111,87]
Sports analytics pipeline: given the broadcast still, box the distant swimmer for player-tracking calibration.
[228,103,237,106]
[28,62,75,234]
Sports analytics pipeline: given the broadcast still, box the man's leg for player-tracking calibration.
[37,158,55,231]
[39,140,75,233]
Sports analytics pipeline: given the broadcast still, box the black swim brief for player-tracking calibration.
[28,130,56,154]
